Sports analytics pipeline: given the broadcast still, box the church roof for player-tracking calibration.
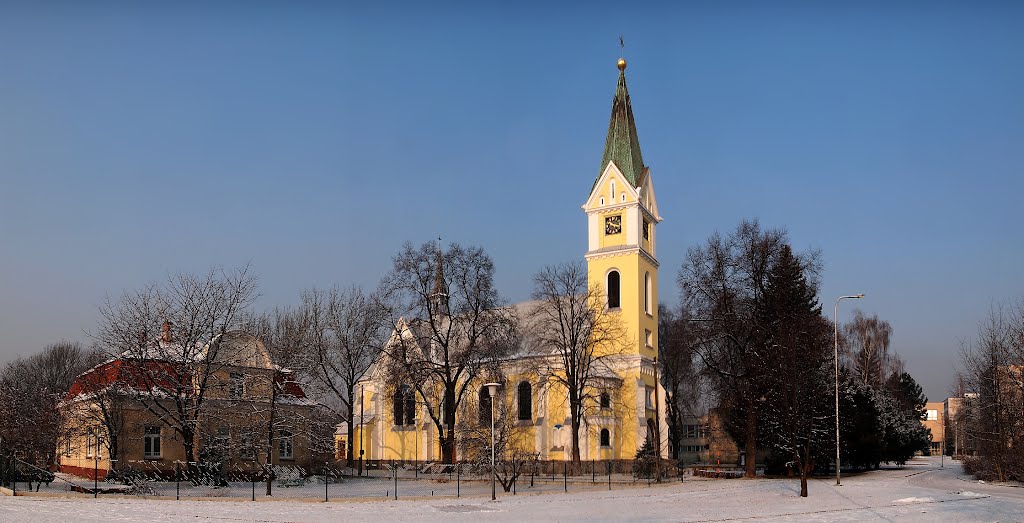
[598,60,646,187]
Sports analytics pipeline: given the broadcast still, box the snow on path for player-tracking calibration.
[1,457,1020,522]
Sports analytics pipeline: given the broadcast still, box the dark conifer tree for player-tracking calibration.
[758,245,833,497]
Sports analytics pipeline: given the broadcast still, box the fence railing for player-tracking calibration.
[3,457,685,502]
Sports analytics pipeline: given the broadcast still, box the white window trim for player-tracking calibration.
[144,427,162,459]
[279,431,294,460]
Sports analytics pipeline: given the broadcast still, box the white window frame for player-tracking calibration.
[144,426,162,459]
[279,430,294,460]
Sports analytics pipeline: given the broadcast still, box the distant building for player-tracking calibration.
[58,329,321,479]
[922,401,946,455]
[674,410,743,467]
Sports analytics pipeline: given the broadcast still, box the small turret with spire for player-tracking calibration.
[430,239,449,313]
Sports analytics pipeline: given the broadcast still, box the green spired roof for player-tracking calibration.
[597,61,646,187]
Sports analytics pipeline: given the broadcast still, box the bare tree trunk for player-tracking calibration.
[745,406,757,478]
[346,385,356,467]
[571,417,582,465]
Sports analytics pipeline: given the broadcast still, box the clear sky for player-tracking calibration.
[2,1,1022,402]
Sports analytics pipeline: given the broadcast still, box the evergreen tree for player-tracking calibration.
[758,245,833,497]
[633,436,657,479]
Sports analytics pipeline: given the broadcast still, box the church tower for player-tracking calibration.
[583,57,664,455]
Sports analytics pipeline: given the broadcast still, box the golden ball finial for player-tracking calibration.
[617,58,627,71]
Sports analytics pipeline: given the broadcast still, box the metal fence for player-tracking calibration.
[2,456,684,502]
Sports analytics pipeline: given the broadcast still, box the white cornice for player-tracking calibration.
[584,245,660,268]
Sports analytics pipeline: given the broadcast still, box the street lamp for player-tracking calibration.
[359,385,365,477]
[484,382,501,501]
[834,293,864,487]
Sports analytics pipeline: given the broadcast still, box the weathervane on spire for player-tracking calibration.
[617,35,627,71]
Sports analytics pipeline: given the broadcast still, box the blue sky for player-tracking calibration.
[1,1,1022,402]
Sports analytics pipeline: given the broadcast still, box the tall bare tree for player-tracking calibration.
[92,265,258,465]
[0,342,95,469]
[658,304,704,460]
[299,286,390,466]
[843,309,894,388]
[957,301,1024,482]
[528,262,626,465]
[380,241,517,464]
[678,219,820,478]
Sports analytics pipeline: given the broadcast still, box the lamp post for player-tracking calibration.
[941,411,945,469]
[358,385,365,477]
[484,382,500,501]
[834,293,864,486]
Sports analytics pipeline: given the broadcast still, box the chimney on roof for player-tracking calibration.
[161,321,173,343]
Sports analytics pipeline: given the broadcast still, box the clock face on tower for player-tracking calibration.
[605,215,622,235]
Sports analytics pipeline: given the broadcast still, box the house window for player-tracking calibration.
[684,424,708,439]
[925,409,938,421]
[643,218,650,241]
[645,387,655,410]
[600,392,611,410]
[64,439,71,458]
[645,329,653,348]
[517,382,532,421]
[478,386,493,425]
[240,430,256,461]
[611,180,616,201]
[279,430,294,460]
[644,272,651,314]
[600,428,611,447]
[144,427,162,459]
[607,271,620,309]
[229,373,245,399]
[86,433,94,458]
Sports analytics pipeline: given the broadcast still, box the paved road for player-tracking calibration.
[908,456,1024,501]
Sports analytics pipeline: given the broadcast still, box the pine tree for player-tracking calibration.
[633,436,656,479]
[759,245,833,497]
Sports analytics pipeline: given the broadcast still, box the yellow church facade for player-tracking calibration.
[346,57,668,465]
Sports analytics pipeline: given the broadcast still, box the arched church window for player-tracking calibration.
[600,428,611,447]
[644,272,651,314]
[393,385,415,426]
[517,382,532,421]
[404,386,416,426]
[479,386,493,425]
[607,271,620,309]
[611,180,616,201]
[600,391,611,410]
[393,388,404,425]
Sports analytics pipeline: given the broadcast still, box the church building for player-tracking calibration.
[347,56,667,465]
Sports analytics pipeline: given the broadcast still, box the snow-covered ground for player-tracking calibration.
[2,456,1022,522]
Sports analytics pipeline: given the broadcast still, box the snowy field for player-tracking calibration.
[3,456,1023,522]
